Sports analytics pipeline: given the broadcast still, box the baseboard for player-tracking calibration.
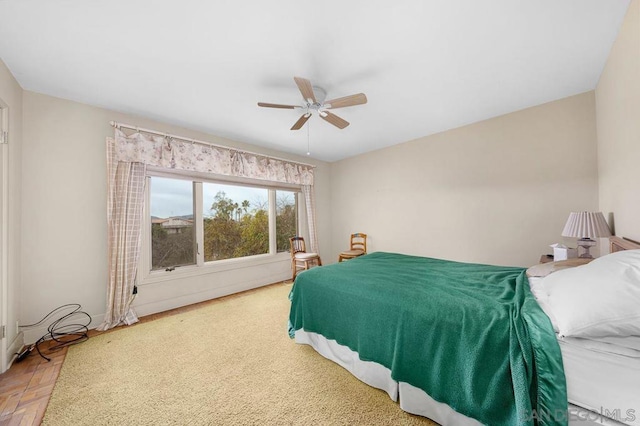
[22,313,105,345]
[5,330,24,371]
[21,271,289,344]
[133,272,291,318]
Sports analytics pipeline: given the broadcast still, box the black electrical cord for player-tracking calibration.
[18,304,91,362]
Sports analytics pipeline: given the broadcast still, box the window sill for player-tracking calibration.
[140,252,291,285]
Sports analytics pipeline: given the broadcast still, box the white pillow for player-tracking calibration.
[541,249,640,338]
[528,276,560,332]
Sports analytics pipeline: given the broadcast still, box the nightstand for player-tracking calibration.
[539,254,555,264]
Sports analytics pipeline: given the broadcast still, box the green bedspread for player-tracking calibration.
[288,252,567,426]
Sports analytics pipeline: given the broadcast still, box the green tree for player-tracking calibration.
[204,216,241,261]
[210,191,237,220]
[151,223,195,269]
[235,209,269,257]
[276,193,297,252]
[203,191,255,261]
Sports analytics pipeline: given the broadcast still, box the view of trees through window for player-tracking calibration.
[150,177,196,270]
[276,191,297,252]
[150,177,298,271]
[203,184,269,261]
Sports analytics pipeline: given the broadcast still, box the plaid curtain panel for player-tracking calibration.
[301,185,319,254]
[98,138,145,331]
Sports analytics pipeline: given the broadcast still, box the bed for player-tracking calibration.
[288,237,640,426]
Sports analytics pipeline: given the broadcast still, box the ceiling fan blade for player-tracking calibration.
[290,114,311,130]
[320,111,350,129]
[257,102,297,109]
[324,93,368,109]
[294,77,317,103]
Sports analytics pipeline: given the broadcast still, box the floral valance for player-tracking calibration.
[113,129,314,186]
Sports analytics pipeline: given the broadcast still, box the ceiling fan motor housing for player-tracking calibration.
[311,86,327,104]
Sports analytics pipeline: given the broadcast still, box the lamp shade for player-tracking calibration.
[561,212,612,239]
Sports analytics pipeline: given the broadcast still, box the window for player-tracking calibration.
[147,174,299,274]
[150,177,196,270]
[203,182,269,261]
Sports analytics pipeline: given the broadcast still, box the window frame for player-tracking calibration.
[139,168,301,285]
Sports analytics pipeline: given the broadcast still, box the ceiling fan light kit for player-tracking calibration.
[258,76,367,131]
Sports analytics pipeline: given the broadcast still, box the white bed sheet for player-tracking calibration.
[595,335,640,352]
[559,338,640,426]
[560,336,640,358]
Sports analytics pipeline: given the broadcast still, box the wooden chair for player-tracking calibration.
[338,233,367,262]
[289,236,322,280]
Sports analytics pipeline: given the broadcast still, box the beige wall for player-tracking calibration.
[0,59,23,365]
[20,91,331,342]
[596,0,640,243]
[331,92,599,267]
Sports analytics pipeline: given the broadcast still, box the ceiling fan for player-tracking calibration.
[258,77,367,130]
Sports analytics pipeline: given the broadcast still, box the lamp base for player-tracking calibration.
[577,238,596,259]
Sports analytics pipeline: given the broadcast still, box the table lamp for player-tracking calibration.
[561,211,612,258]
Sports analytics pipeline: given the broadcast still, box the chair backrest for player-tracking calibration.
[289,236,307,257]
[350,233,367,253]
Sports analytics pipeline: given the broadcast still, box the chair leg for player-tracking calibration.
[291,259,297,281]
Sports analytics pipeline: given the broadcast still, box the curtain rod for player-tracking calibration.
[109,121,316,168]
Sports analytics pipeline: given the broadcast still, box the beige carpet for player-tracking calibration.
[43,283,435,425]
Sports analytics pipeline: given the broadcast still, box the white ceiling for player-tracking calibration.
[0,0,630,162]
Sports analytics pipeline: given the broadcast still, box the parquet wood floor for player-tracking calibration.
[0,281,289,425]
[0,341,67,426]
